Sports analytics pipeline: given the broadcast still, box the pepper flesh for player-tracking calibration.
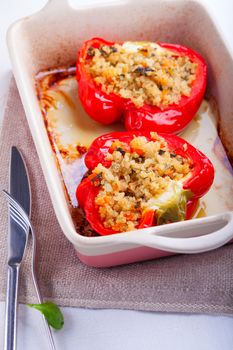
[76,131,214,235]
[77,38,207,133]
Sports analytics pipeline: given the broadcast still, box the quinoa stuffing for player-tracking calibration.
[85,42,197,108]
[91,132,192,232]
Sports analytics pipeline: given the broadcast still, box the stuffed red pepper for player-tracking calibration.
[76,131,214,235]
[77,38,207,133]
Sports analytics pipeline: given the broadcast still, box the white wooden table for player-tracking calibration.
[1,1,233,349]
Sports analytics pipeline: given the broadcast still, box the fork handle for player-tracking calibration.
[4,265,19,350]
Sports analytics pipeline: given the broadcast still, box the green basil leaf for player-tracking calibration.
[27,302,64,330]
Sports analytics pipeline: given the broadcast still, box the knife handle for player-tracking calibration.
[4,265,19,350]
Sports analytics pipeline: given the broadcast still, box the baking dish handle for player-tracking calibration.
[113,212,233,254]
[44,0,70,11]
[48,0,68,5]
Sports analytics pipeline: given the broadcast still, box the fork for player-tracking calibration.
[3,190,56,350]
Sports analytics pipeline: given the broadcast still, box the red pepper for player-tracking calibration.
[77,38,207,133]
[76,131,214,235]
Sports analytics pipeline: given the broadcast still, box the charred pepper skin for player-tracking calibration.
[77,38,207,133]
[76,131,214,236]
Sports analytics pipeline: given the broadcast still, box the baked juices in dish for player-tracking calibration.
[76,132,214,235]
[77,38,207,133]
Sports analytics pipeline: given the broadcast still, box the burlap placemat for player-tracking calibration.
[1,77,233,314]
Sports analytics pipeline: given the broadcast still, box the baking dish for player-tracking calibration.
[6,0,233,267]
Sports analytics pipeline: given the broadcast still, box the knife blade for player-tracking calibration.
[10,146,31,216]
[4,146,31,350]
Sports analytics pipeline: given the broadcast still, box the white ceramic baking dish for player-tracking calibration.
[7,0,233,267]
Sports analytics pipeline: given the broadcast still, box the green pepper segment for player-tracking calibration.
[156,186,193,225]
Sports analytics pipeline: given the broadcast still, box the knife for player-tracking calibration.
[4,146,31,350]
